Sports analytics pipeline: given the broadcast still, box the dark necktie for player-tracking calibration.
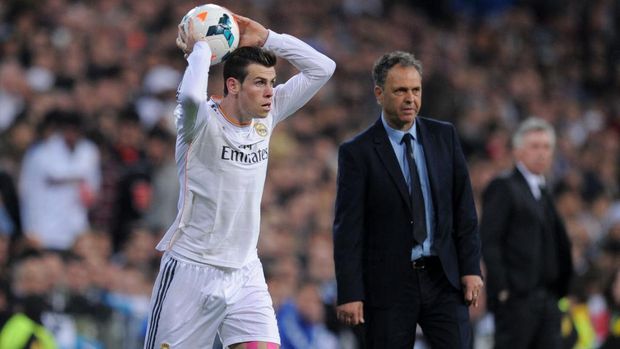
[402,133,427,244]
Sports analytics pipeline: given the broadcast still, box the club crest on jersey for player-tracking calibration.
[254,122,268,137]
[160,343,170,349]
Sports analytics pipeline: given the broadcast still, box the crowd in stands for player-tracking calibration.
[0,0,619,348]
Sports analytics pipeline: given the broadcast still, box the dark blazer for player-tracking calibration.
[480,168,573,309]
[333,117,481,307]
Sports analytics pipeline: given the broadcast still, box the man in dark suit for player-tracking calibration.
[480,117,573,349]
[333,51,483,349]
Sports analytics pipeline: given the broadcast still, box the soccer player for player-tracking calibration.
[143,13,335,349]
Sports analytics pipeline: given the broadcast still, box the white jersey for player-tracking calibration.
[156,31,335,268]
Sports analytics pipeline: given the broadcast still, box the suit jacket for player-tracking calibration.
[333,117,481,307]
[480,168,573,309]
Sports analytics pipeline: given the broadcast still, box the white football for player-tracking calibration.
[181,4,240,65]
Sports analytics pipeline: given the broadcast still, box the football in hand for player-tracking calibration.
[181,4,240,65]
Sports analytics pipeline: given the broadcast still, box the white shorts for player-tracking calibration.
[143,253,280,349]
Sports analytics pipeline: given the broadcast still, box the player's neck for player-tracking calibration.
[219,97,253,126]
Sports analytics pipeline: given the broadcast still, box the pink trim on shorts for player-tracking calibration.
[267,343,278,349]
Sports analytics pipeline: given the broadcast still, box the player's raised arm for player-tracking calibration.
[268,30,336,123]
[175,18,211,141]
[234,14,336,123]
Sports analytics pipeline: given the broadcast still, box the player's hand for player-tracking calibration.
[176,17,204,57]
[461,274,484,307]
[233,14,269,47]
[336,301,364,326]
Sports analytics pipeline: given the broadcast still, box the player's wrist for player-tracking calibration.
[194,41,211,50]
[258,29,269,47]
[186,41,211,60]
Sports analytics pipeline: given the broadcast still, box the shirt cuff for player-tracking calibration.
[263,30,283,50]
[187,41,212,61]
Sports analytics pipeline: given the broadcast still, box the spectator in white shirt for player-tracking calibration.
[19,110,101,251]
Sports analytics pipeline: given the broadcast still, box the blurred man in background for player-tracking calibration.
[481,117,573,349]
[19,110,100,251]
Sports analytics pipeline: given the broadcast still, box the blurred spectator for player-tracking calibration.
[108,109,151,251]
[103,265,152,349]
[0,279,11,327]
[3,253,58,349]
[142,126,178,235]
[0,119,36,178]
[277,281,339,349]
[136,65,181,130]
[265,255,302,312]
[0,235,10,289]
[0,169,22,260]
[42,251,110,349]
[560,266,607,349]
[19,110,101,251]
[111,225,158,275]
[598,222,620,283]
[0,60,30,132]
[601,268,620,349]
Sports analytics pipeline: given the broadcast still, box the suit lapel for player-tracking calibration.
[372,119,411,209]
